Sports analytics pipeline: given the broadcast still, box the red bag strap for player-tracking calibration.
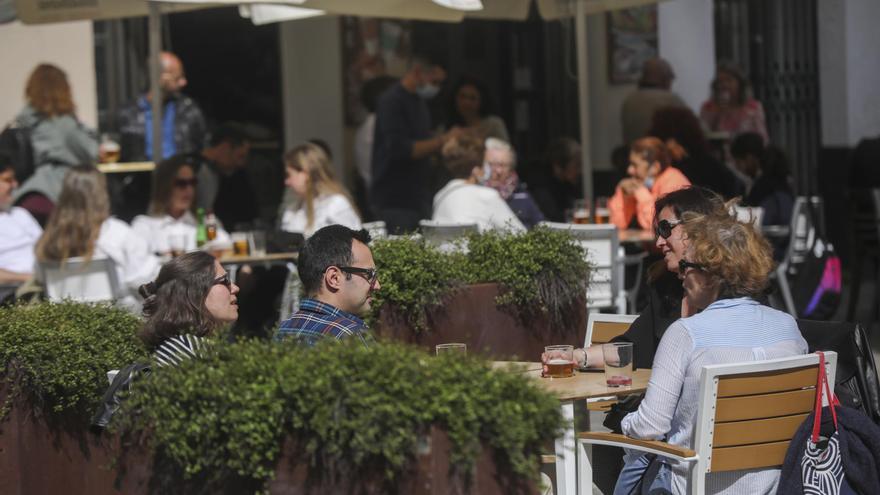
[811,351,839,443]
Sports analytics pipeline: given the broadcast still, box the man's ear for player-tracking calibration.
[323,266,343,293]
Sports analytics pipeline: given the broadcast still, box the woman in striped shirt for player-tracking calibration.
[138,251,239,366]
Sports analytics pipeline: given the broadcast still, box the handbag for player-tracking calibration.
[790,201,842,320]
[800,352,856,495]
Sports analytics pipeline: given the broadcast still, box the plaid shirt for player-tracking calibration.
[276,298,373,347]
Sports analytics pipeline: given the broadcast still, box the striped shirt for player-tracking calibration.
[276,298,373,347]
[621,298,807,494]
[154,334,208,367]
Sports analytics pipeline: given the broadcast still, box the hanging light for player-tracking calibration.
[431,0,484,11]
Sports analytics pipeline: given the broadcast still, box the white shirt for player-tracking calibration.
[0,206,42,273]
[621,298,807,494]
[280,193,361,238]
[432,179,525,232]
[131,211,231,255]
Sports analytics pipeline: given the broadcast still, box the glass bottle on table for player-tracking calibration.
[196,208,208,248]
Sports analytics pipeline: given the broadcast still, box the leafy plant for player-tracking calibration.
[370,227,590,332]
[117,340,562,493]
[0,301,147,421]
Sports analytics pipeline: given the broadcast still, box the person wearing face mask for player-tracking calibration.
[370,51,462,234]
[482,138,544,228]
[609,137,691,231]
[431,135,524,232]
[0,152,42,286]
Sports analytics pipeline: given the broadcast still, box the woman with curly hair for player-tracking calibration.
[614,210,807,494]
[12,64,98,225]
[138,251,239,367]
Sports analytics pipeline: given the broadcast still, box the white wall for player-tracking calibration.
[658,0,715,112]
[0,20,97,128]
[279,16,345,178]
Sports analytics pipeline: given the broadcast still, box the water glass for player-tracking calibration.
[544,344,575,378]
[603,342,634,387]
[250,231,267,257]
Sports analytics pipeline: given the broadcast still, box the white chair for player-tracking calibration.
[577,351,837,495]
[773,196,823,315]
[733,205,764,226]
[362,220,388,240]
[418,220,478,252]
[585,313,639,349]
[539,222,626,314]
[39,257,121,303]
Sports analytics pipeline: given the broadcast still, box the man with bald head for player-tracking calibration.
[620,57,687,145]
[118,51,207,162]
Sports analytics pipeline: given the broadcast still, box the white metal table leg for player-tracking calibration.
[555,400,576,495]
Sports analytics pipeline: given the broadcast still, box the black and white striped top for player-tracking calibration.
[154,334,207,367]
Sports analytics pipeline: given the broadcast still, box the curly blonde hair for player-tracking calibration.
[680,209,774,299]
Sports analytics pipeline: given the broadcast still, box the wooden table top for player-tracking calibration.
[619,229,655,244]
[493,361,650,401]
[97,162,155,173]
[219,252,298,264]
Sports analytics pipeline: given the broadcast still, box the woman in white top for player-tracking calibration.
[432,135,525,232]
[34,165,160,310]
[279,142,361,238]
[615,210,806,495]
[131,155,231,255]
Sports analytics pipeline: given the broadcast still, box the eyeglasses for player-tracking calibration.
[213,273,232,289]
[337,266,379,286]
[173,178,198,189]
[655,219,682,239]
[678,259,704,275]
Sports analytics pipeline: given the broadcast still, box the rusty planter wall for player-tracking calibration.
[0,388,536,494]
[376,283,587,360]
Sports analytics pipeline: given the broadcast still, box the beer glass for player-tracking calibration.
[603,342,633,387]
[572,199,591,224]
[544,345,575,378]
[232,232,249,256]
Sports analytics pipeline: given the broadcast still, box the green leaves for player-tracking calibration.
[0,301,146,421]
[370,227,591,331]
[117,340,563,492]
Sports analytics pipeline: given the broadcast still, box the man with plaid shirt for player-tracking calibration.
[277,225,379,346]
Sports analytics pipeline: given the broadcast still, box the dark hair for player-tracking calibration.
[208,123,249,148]
[730,132,790,186]
[630,137,672,171]
[649,106,710,155]
[546,137,580,170]
[447,75,494,127]
[0,151,13,174]
[360,76,397,113]
[654,186,725,223]
[730,132,764,160]
[409,49,446,71]
[138,251,218,350]
[442,134,485,179]
[713,61,750,106]
[148,154,196,216]
[297,225,371,296]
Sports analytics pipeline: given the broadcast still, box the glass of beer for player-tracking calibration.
[594,196,610,224]
[544,345,575,378]
[99,133,121,164]
[435,343,467,355]
[572,199,591,224]
[603,342,634,387]
[232,232,249,256]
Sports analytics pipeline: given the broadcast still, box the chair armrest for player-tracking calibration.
[578,432,697,461]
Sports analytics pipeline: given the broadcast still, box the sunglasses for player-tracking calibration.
[213,273,232,289]
[173,178,198,189]
[655,219,682,239]
[678,259,704,275]
[337,266,379,286]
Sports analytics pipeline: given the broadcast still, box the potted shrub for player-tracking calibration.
[370,227,591,359]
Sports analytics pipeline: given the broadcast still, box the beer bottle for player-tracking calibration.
[206,211,218,241]
[196,208,208,248]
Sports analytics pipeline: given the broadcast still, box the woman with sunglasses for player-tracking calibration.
[615,211,805,494]
[544,187,725,374]
[139,251,239,367]
[609,137,691,231]
[132,155,231,256]
[34,165,160,311]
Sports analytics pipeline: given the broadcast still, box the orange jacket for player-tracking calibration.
[609,166,691,230]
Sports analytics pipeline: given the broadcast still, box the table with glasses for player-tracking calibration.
[493,362,651,495]
[218,252,298,282]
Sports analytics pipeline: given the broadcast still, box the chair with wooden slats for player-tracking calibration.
[576,351,837,495]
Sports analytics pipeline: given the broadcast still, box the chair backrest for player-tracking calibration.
[733,205,764,227]
[691,352,837,481]
[418,220,478,251]
[362,220,387,240]
[584,313,638,347]
[784,196,823,267]
[40,257,121,303]
[539,222,620,310]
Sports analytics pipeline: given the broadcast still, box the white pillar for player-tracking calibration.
[658,0,716,113]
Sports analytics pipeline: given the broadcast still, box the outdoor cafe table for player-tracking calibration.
[492,362,651,495]
[219,252,298,283]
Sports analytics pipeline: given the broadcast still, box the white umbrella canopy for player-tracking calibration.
[13,0,206,24]
[158,0,465,22]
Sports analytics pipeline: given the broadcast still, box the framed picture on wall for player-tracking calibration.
[607,5,658,84]
[341,17,412,126]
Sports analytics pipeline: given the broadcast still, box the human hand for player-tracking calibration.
[618,178,643,195]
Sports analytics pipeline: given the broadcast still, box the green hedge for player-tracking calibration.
[116,340,563,493]
[0,301,147,421]
[370,226,591,332]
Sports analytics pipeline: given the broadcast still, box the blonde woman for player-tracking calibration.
[279,143,361,237]
[35,165,160,310]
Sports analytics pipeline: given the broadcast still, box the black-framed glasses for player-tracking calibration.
[173,178,198,189]
[213,273,232,289]
[678,259,704,275]
[337,266,379,285]
[655,219,682,239]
